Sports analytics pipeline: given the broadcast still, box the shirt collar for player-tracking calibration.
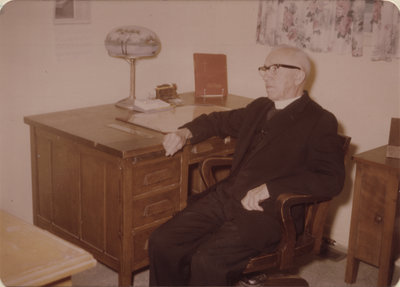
[273,95,302,109]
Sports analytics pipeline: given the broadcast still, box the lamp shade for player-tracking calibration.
[105,25,161,58]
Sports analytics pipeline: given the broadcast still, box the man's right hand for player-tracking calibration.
[163,128,192,156]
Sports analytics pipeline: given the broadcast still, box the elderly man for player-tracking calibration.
[149,45,345,286]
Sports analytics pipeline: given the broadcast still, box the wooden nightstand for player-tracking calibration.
[345,145,400,287]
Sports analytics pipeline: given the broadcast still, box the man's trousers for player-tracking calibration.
[148,189,261,286]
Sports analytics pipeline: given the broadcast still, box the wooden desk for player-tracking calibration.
[24,92,251,286]
[345,145,400,287]
[0,210,96,286]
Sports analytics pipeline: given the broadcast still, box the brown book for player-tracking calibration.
[193,53,228,98]
[386,118,400,159]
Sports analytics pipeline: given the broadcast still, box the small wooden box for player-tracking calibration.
[155,83,178,101]
[386,118,400,159]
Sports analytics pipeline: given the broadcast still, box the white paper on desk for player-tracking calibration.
[122,105,231,133]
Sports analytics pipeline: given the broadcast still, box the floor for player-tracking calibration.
[72,249,400,287]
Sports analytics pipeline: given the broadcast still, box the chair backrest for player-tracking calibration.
[199,134,352,274]
[282,134,351,267]
[307,134,351,253]
[244,134,351,273]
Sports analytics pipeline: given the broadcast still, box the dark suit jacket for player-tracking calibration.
[183,93,345,250]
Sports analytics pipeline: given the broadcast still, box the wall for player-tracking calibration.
[0,0,399,249]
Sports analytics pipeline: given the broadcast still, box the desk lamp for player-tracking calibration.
[105,25,161,110]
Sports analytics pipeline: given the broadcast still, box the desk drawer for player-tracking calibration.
[189,137,235,164]
[131,156,181,197]
[133,188,180,228]
[132,222,169,270]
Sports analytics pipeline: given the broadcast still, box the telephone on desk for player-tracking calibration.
[130,84,181,112]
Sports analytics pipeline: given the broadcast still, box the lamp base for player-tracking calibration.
[115,97,172,113]
[115,97,143,112]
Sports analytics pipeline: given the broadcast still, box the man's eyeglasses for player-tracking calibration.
[258,64,301,75]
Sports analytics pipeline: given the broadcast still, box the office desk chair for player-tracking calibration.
[199,135,351,286]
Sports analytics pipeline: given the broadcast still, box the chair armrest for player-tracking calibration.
[276,193,331,215]
[199,156,233,188]
[275,193,331,269]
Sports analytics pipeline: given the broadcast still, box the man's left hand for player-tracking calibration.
[241,184,270,211]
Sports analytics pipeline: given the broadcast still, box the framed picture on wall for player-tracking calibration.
[54,0,90,24]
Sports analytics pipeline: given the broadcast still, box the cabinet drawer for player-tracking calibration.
[189,137,235,164]
[354,165,386,266]
[133,188,180,228]
[131,156,181,197]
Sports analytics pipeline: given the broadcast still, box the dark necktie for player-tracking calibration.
[266,103,279,120]
[248,104,280,151]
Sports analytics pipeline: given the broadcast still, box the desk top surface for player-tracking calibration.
[24,93,251,158]
[354,145,400,173]
[0,210,96,286]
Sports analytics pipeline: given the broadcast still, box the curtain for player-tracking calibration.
[256,0,400,61]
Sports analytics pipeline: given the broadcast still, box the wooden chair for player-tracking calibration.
[199,135,351,286]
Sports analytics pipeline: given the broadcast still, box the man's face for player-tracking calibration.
[260,50,301,101]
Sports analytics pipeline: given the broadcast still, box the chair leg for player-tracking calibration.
[237,273,309,287]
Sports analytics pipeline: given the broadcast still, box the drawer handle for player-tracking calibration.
[191,142,214,154]
[143,199,173,217]
[374,214,383,223]
[224,136,231,144]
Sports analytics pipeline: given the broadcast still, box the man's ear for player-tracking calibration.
[294,70,306,85]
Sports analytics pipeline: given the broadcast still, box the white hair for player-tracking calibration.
[271,45,311,78]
